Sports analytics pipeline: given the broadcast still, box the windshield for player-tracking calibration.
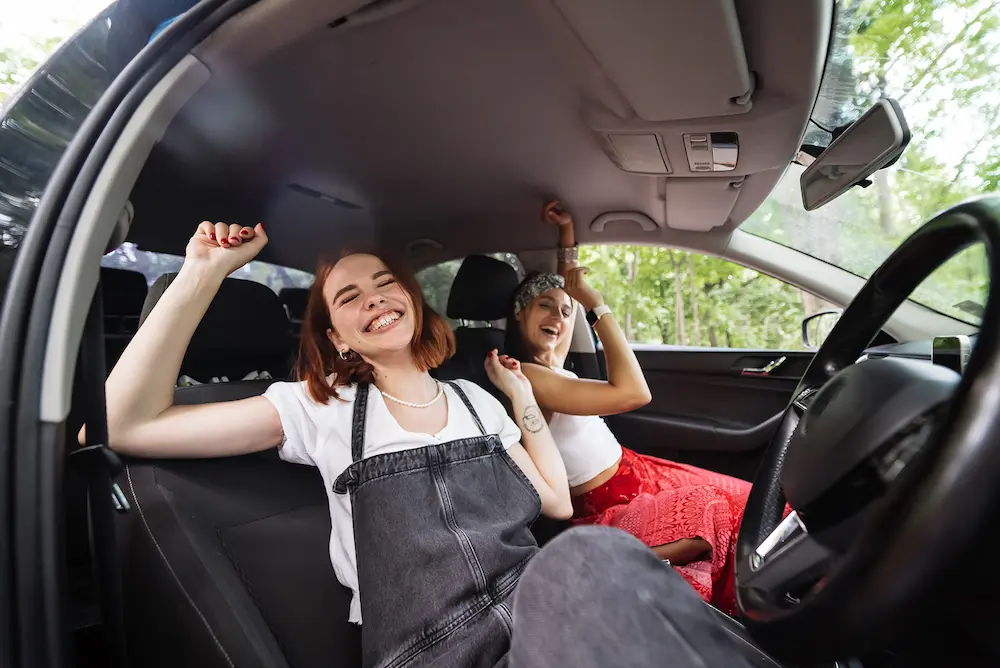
[742,0,998,324]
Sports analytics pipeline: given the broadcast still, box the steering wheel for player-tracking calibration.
[735,196,1000,662]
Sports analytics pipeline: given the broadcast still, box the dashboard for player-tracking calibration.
[862,334,977,374]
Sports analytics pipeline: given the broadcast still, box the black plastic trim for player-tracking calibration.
[608,411,785,453]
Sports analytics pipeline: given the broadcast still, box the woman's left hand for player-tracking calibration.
[563,266,604,311]
[485,350,533,400]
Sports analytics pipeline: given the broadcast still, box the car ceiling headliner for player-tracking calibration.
[126,0,832,273]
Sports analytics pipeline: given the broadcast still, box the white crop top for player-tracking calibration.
[546,368,624,487]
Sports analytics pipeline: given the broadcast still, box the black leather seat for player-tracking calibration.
[101,267,148,371]
[432,255,519,400]
[279,287,310,337]
[140,273,295,381]
[120,278,361,668]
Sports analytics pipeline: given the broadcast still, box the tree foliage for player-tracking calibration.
[586,0,998,347]
[579,245,813,349]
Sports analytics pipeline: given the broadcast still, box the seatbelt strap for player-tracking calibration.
[70,281,129,667]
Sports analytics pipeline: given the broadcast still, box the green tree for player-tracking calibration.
[0,34,64,104]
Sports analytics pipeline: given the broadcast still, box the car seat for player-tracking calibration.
[432,255,519,401]
[120,277,361,668]
[101,267,148,371]
[139,273,295,382]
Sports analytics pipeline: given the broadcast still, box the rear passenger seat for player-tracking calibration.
[279,287,310,337]
[101,267,148,371]
[121,273,360,668]
[140,273,297,382]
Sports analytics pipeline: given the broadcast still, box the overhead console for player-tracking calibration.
[544,0,832,234]
[552,0,754,122]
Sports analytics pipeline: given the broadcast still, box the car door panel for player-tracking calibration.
[602,347,813,480]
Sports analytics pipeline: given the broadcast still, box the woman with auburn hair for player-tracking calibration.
[504,201,767,616]
[92,220,763,667]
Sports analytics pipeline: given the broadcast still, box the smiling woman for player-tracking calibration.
[95,220,629,667]
[295,251,455,404]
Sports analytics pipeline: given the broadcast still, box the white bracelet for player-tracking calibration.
[587,304,612,327]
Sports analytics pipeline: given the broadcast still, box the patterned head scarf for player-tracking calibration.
[513,273,565,315]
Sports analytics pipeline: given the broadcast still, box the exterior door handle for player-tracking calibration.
[741,356,787,376]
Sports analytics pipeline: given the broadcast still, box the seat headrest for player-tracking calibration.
[101,267,148,316]
[140,273,292,379]
[446,255,518,322]
[279,287,310,322]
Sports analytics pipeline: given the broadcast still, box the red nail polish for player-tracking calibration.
[209,233,215,240]
[240,230,249,236]
[230,237,239,243]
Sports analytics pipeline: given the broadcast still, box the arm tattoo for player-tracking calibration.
[521,405,544,434]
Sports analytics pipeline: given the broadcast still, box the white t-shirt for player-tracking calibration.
[546,369,624,487]
[262,378,521,625]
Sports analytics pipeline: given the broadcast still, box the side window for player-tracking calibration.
[579,245,831,350]
[416,253,524,328]
[102,242,315,293]
[0,1,197,308]
[1,14,114,305]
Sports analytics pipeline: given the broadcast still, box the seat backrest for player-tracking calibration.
[278,287,310,337]
[101,267,149,370]
[140,273,294,381]
[433,255,518,400]
[120,308,360,667]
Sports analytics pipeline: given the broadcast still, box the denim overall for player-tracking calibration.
[333,382,541,668]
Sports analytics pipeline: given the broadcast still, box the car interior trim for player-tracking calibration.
[40,55,211,422]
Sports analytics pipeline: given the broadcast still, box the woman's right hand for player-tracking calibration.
[185,221,268,277]
[541,199,573,227]
[485,350,534,402]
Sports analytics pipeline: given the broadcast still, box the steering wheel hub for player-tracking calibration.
[783,357,960,511]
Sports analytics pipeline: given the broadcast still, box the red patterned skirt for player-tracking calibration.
[571,447,755,615]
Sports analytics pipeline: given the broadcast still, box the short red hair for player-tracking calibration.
[297,251,455,403]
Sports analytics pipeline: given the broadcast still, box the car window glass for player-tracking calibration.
[0,14,114,308]
[416,253,524,328]
[581,245,830,350]
[741,1,999,325]
[102,242,315,293]
[0,0,197,311]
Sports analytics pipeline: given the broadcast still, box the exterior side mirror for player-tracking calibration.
[802,309,842,350]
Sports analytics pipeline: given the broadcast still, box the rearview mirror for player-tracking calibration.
[802,309,842,350]
[800,99,910,211]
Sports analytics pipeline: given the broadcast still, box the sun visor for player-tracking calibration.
[553,0,753,121]
[664,178,744,231]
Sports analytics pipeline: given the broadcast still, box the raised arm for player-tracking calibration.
[82,222,284,459]
[542,200,577,365]
[486,351,573,520]
[522,266,651,417]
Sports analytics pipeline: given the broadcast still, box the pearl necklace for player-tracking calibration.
[379,381,443,409]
